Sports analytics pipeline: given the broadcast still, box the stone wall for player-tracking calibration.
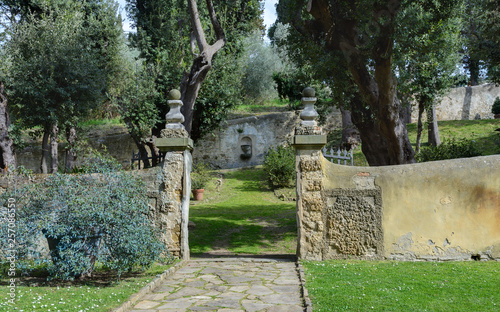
[133,164,186,258]
[193,112,299,169]
[17,125,136,172]
[411,83,500,121]
[296,153,500,261]
[193,111,342,169]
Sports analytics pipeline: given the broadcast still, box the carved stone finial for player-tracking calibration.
[165,89,185,130]
[168,89,181,101]
[303,87,315,98]
[300,87,318,127]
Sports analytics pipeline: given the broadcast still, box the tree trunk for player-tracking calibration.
[352,59,415,165]
[346,62,415,165]
[416,101,424,153]
[349,95,399,166]
[0,83,16,172]
[180,66,206,134]
[145,137,160,167]
[137,143,150,169]
[133,137,151,169]
[180,0,225,135]
[304,0,415,166]
[65,126,78,173]
[41,129,50,174]
[402,99,412,124]
[50,124,59,173]
[340,107,359,150]
[469,59,479,86]
[427,105,441,147]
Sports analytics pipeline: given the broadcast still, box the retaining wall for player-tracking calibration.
[411,83,500,121]
[193,111,342,169]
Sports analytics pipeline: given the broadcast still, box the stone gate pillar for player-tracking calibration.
[155,90,193,260]
[293,87,327,260]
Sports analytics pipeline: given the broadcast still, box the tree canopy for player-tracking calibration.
[395,1,464,150]
[1,0,124,172]
[273,0,491,165]
[126,0,263,141]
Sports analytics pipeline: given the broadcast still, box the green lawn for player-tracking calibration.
[407,119,500,155]
[341,119,500,166]
[189,167,297,256]
[0,263,175,312]
[303,260,500,312]
[228,98,291,119]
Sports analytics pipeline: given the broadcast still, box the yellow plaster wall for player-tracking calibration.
[322,155,500,260]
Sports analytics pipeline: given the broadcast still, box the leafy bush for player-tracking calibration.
[263,145,296,188]
[191,161,211,190]
[0,155,166,280]
[416,138,482,162]
[492,97,500,115]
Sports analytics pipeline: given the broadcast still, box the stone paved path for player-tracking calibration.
[129,258,306,312]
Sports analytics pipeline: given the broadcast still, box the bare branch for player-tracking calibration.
[188,0,208,51]
[190,31,198,57]
[206,0,225,42]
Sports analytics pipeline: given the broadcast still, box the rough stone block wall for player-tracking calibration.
[132,164,184,258]
[296,150,325,260]
[296,150,386,260]
[298,154,500,261]
[324,189,383,258]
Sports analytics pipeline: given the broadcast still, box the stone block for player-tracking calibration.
[302,192,324,211]
[299,158,322,172]
[305,179,322,191]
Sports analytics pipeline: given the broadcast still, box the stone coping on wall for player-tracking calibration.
[156,137,194,152]
[293,135,327,149]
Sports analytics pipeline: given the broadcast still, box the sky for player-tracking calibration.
[117,0,278,35]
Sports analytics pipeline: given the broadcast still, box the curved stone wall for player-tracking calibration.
[297,154,500,261]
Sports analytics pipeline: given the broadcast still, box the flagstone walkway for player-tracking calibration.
[128,258,308,312]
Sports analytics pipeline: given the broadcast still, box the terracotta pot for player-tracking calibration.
[192,189,205,201]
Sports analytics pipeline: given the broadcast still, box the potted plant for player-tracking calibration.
[492,97,500,119]
[191,161,210,201]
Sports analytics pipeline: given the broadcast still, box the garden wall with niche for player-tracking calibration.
[192,111,342,169]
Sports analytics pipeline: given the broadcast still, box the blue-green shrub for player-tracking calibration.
[0,155,166,280]
[416,138,482,162]
[263,145,295,188]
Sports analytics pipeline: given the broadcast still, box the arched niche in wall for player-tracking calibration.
[239,136,253,160]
